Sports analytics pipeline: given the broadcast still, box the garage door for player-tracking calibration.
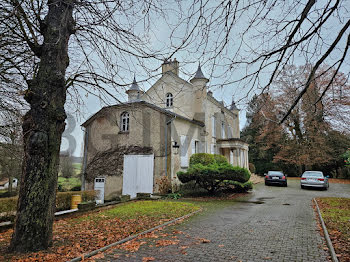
[122,154,154,198]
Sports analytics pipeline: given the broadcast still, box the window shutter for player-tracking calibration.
[221,122,226,139]
[211,144,215,154]
[211,116,216,137]
[180,135,188,167]
[229,125,233,138]
[191,140,196,155]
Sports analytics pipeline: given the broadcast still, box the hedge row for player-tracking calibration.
[0,190,96,215]
[56,190,96,211]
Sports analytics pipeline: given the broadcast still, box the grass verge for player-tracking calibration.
[317,197,350,262]
[0,200,199,262]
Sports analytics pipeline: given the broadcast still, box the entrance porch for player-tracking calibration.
[217,138,249,169]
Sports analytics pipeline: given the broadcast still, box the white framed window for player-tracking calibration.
[166,93,173,107]
[228,125,233,138]
[221,122,226,139]
[121,112,129,132]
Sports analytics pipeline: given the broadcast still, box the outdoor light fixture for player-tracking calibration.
[172,141,180,154]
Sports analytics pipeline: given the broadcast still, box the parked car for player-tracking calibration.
[265,171,287,187]
[300,171,329,190]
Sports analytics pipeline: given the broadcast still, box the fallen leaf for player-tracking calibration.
[142,257,155,262]
[198,238,210,243]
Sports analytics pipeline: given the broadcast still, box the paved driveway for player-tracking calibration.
[100,180,350,262]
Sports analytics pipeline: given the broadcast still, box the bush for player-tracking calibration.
[189,153,215,166]
[177,160,251,194]
[189,153,228,166]
[0,191,18,198]
[249,163,256,174]
[0,196,17,216]
[0,191,97,217]
[70,185,81,191]
[213,154,227,164]
[223,180,253,192]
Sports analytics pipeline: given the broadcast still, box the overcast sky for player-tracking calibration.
[59,0,349,157]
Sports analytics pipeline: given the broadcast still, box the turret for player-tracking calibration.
[190,64,209,122]
[126,76,142,102]
[230,96,239,113]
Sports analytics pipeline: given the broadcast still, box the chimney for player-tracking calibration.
[161,58,179,76]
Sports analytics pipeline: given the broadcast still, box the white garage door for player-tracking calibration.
[122,154,154,198]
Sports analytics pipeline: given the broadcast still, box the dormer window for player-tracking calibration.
[121,112,129,132]
[166,93,173,107]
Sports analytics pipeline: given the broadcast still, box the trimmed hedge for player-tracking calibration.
[0,196,17,216]
[56,190,96,211]
[189,153,228,166]
[0,191,96,215]
[178,153,251,194]
[189,153,215,166]
[223,180,253,192]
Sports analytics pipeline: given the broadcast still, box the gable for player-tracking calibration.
[142,72,197,119]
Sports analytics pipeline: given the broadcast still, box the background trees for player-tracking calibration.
[242,65,350,176]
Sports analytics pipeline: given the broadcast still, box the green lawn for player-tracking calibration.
[72,163,82,174]
[57,176,81,191]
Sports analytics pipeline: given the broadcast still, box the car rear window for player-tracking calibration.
[302,172,323,178]
[268,171,283,175]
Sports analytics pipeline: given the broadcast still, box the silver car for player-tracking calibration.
[300,171,329,190]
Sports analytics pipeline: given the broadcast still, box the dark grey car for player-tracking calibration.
[265,171,287,187]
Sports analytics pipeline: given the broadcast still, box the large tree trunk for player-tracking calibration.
[10,0,74,252]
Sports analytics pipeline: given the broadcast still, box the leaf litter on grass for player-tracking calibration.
[0,200,199,261]
[317,197,350,262]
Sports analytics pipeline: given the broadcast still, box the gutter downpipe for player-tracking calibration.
[165,116,176,178]
[81,127,89,191]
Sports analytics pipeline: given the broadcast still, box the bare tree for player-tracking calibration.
[0,0,172,252]
[1,0,348,253]
[168,0,349,118]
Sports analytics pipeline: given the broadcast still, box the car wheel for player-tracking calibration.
[265,182,268,186]
[284,183,288,187]
[301,185,304,189]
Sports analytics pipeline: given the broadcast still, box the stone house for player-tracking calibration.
[81,59,249,201]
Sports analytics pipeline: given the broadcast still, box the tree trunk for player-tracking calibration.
[10,0,74,252]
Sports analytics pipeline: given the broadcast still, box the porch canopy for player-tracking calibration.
[217,138,249,169]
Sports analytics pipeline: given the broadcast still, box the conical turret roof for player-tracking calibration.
[192,63,208,81]
[230,96,239,110]
[128,76,140,91]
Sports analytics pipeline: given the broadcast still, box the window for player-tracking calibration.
[211,115,216,137]
[221,122,226,138]
[195,140,199,153]
[121,112,129,132]
[166,93,173,107]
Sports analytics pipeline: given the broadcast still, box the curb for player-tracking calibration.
[67,208,202,262]
[313,198,339,262]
